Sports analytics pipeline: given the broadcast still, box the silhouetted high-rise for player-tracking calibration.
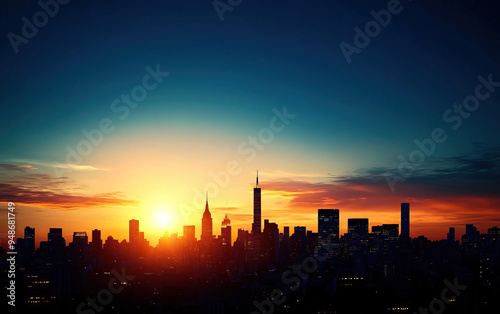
[221,213,232,247]
[91,229,102,254]
[447,227,455,242]
[24,226,35,254]
[318,209,340,242]
[489,226,499,236]
[348,218,369,237]
[73,232,88,246]
[372,224,399,237]
[129,219,139,245]
[92,229,101,246]
[183,225,196,242]
[318,209,339,257]
[290,226,307,261]
[252,171,261,235]
[401,203,410,237]
[47,228,65,256]
[262,219,279,264]
[48,228,64,247]
[201,193,213,243]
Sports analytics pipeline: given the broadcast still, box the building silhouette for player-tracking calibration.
[183,225,196,242]
[90,229,102,256]
[129,219,139,245]
[290,226,307,261]
[348,218,369,237]
[347,218,369,257]
[72,232,88,246]
[48,228,63,243]
[221,214,231,247]
[262,219,279,264]
[24,226,35,254]
[252,171,261,235]
[372,224,399,237]
[201,193,213,243]
[318,209,340,241]
[447,227,456,242]
[401,203,410,236]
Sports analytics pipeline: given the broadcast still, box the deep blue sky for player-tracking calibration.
[2,0,499,164]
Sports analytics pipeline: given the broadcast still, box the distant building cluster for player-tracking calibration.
[2,175,500,313]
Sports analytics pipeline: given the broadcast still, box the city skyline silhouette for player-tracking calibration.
[1,172,498,313]
[1,0,500,313]
[2,171,498,249]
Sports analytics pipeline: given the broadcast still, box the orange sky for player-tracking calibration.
[1,166,499,248]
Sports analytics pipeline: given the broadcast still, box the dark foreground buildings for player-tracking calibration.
[1,178,499,313]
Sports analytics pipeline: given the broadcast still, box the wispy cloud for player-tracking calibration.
[51,163,104,171]
[0,164,135,209]
[212,206,240,212]
[11,159,107,171]
[0,164,38,171]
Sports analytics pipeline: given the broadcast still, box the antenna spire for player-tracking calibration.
[256,170,259,187]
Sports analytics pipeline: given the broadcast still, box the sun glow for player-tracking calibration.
[153,207,174,230]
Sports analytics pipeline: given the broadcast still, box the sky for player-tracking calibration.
[1,0,499,246]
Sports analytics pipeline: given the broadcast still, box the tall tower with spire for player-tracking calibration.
[221,213,231,247]
[201,192,213,243]
[252,171,261,235]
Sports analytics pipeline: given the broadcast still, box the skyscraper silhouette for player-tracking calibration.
[48,228,64,246]
[318,209,340,242]
[47,228,65,257]
[348,218,369,237]
[252,171,261,235]
[24,226,35,254]
[91,229,102,254]
[129,219,139,245]
[401,203,410,236]
[72,232,88,246]
[201,192,213,243]
[183,225,196,242]
[221,213,232,247]
[91,229,102,247]
[447,227,455,242]
[318,209,339,257]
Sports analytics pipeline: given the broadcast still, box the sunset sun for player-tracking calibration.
[154,208,173,230]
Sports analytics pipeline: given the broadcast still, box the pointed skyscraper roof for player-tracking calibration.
[203,191,211,218]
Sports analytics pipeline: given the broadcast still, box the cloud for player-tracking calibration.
[340,145,500,198]
[50,163,105,171]
[10,159,107,171]
[260,146,500,236]
[0,164,136,209]
[212,206,240,212]
[0,164,35,172]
